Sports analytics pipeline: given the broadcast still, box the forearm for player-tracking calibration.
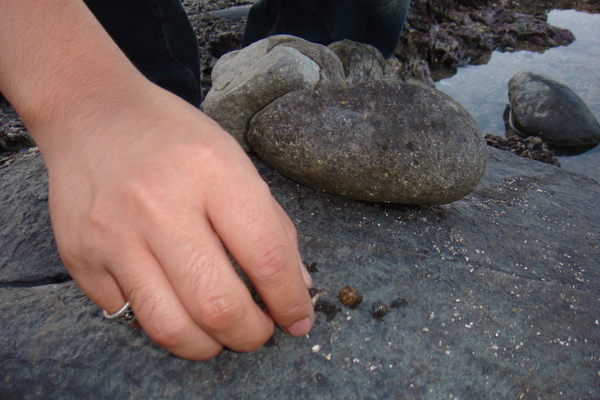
[0,0,149,153]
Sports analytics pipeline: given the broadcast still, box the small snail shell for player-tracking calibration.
[372,301,389,318]
[338,286,362,308]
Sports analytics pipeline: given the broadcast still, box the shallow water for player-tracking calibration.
[437,10,600,182]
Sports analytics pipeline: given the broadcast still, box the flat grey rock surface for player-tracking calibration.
[1,148,598,399]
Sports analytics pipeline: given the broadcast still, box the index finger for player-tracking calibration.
[206,181,315,337]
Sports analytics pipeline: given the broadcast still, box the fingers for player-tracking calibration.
[113,247,225,359]
[205,176,315,337]
[272,199,313,289]
[65,261,129,316]
[70,242,224,360]
[143,216,276,352]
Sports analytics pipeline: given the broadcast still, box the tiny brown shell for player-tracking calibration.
[338,286,362,308]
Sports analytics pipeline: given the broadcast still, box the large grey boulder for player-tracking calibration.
[508,70,600,146]
[248,80,487,205]
[202,35,346,149]
[1,147,599,399]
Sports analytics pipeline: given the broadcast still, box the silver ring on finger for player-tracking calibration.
[103,301,136,325]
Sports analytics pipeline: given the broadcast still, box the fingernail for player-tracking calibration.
[300,258,313,288]
[286,317,313,337]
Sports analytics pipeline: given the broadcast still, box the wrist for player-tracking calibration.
[31,77,154,160]
[0,0,150,159]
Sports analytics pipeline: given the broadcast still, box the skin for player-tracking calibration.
[0,0,314,360]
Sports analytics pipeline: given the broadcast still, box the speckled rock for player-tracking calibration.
[248,80,487,205]
[508,70,600,146]
[2,146,600,400]
[202,35,346,148]
[327,40,386,85]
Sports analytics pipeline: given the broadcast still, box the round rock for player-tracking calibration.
[202,35,346,149]
[248,80,487,205]
[508,70,600,146]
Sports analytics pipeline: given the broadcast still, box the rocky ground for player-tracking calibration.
[2,142,599,400]
[183,0,599,89]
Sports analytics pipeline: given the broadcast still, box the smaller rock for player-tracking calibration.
[508,71,600,146]
[327,40,386,84]
[202,35,346,149]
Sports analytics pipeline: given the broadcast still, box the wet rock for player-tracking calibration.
[485,133,560,167]
[248,80,487,205]
[397,1,575,79]
[508,71,600,146]
[202,35,346,148]
[327,40,386,84]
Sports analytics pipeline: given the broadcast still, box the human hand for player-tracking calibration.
[0,0,314,360]
[42,88,314,359]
